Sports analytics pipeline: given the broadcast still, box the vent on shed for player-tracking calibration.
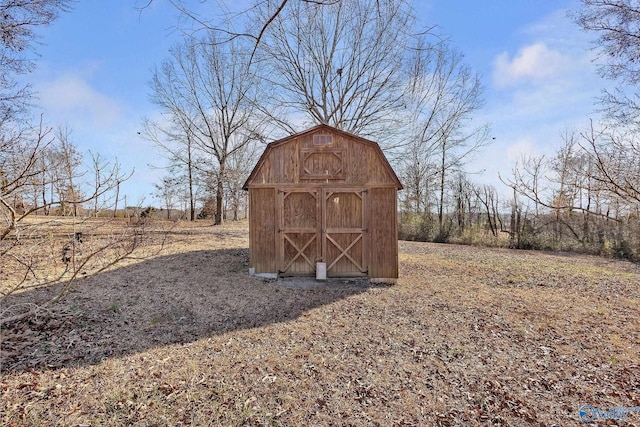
[313,134,333,146]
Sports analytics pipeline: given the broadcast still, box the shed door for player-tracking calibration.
[278,189,321,276]
[322,189,367,276]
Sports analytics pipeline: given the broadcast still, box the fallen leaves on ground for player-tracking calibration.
[1,221,639,426]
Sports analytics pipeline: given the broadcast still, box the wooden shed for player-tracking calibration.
[243,124,403,283]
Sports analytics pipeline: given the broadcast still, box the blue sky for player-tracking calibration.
[26,0,603,204]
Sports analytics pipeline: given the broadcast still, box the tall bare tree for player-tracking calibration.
[473,184,501,237]
[162,0,343,62]
[223,140,259,220]
[253,0,413,139]
[573,0,640,125]
[148,33,261,225]
[401,38,489,240]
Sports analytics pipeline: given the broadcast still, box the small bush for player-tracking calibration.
[398,212,433,241]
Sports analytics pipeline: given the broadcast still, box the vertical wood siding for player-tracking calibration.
[246,126,401,279]
[249,188,276,273]
[368,187,399,279]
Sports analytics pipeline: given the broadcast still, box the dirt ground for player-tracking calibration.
[1,219,639,426]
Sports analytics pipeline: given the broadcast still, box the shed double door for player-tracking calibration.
[278,188,367,277]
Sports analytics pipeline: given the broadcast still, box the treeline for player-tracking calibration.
[398,125,640,261]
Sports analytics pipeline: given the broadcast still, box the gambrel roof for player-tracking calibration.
[243,124,403,190]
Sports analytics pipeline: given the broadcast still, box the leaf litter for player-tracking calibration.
[1,221,639,426]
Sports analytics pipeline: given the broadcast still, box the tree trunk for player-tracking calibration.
[188,156,195,222]
[113,181,119,218]
[438,142,446,239]
[510,190,517,248]
[41,176,48,216]
[215,163,225,225]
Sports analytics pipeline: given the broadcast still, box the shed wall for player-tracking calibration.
[249,188,276,273]
[368,187,399,279]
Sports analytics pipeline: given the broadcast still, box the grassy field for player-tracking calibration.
[1,220,639,426]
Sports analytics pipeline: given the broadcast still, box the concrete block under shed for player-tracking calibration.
[316,262,327,281]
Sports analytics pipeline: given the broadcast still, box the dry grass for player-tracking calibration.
[1,220,639,426]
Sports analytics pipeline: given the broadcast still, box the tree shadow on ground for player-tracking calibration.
[1,248,381,373]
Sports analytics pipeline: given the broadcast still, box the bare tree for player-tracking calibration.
[451,172,475,234]
[510,126,638,214]
[162,0,494,243]
[154,176,180,220]
[473,184,501,237]
[569,2,640,257]
[0,0,73,122]
[89,151,121,217]
[400,139,434,216]
[401,38,489,241]
[148,32,261,225]
[142,117,202,221]
[253,0,413,139]
[573,0,640,125]
[580,121,640,204]
[54,125,84,216]
[162,0,342,64]
[0,1,167,325]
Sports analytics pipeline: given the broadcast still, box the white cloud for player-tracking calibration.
[37,75,123,127]
[492,42,569,88]
[463,6,608,195]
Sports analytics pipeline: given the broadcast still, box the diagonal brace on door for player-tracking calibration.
[326,234,364,272]
[283,234,316,272]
